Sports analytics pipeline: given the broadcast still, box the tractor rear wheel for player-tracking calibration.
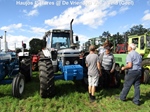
[20,57,32,82]
[141,59,150,84]
[142,69,150,84]
[12,74,25,98]
[142,59,150,68]
[38,52,55,98]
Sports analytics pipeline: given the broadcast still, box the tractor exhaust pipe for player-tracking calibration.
[4,31,7,52]
[0,36,2,51]
[70,19,74,45]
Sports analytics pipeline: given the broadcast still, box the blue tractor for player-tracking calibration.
[0,43,32,98]
[38,19,84,98]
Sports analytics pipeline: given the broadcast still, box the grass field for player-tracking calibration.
[0,72,150,112]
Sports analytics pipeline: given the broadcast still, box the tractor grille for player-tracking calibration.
[115,57,122,62]
[64,57,79,65]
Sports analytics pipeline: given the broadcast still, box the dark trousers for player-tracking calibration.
[120,70,141,104]
[102,69,112,88]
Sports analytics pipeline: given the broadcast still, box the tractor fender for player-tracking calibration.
[147,54,150,58]
[18,52,29,57]
[41,49,57,68]
[142,58,150,61]
[42,49,51,58]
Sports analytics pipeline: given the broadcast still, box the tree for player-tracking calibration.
[16,48,22,54]
[99,36,106,44]
[102,31,111,39]
[29,38,43,54]
[126,24,148,35]
[111,32,125,44]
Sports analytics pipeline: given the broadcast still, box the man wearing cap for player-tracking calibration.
[119,43,142,106]
[99,46,115,88]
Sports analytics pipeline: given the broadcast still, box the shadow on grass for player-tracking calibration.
[0,92,10,97]
[22,72,88,99]
[21,74,40,99]
[0,73,40,99]
[22,76,150,105]
[54,77,127,99]
[22,71,125,99]
[54,80,87,98]
[140,92,150,105]
[6,71,149,103]
[96,81,124,100]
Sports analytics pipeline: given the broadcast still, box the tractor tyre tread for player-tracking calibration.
[38,51,55,98]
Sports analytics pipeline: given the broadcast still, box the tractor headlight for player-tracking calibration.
[74,60,78,64]
[65,61,70,65]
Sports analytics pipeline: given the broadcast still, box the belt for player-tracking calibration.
[128,69,141,72]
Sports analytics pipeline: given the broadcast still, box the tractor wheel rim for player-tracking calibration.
[19,79,24,94]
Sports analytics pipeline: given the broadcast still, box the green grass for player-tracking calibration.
[0,72,150,112]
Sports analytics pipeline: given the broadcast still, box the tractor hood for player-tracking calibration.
[58,48,80,57]
[0,53,12,61]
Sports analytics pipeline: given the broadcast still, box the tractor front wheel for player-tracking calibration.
[38,52,55,98]
[12,74,25,98]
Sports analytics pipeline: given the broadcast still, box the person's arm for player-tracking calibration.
[97,56,102,76]
[121,62,132,70]
[99,52,104,63]
[85,56,88,67]
[97,62,101,72]
[110,55,115,73]
[86,63,88,67]
[121,54,132,70]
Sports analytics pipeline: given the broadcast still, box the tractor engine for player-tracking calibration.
[0,53,11,81]
[58,48,80,70]
[0,52,19,81]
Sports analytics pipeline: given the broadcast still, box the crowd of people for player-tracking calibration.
[85,40,142,106]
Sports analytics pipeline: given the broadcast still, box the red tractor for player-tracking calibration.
[32,55,39,71]
[115,43,128,54]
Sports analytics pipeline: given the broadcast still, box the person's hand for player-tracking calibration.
[99,73,102,77]
[121,67,125,71]
[99,71,102,76]
[110,69,114,73]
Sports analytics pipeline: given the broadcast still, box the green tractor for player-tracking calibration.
[114,32,150,83]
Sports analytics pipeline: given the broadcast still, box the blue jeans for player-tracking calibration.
[120,70,141,104]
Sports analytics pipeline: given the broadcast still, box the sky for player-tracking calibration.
[0,0,150,50]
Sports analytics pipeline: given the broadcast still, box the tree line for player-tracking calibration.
[16,24,149,55]
[83,24,150,50]
[101,24,149,44]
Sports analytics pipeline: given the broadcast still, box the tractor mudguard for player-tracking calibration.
[42,49,51,58]
[18,52,29,57]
